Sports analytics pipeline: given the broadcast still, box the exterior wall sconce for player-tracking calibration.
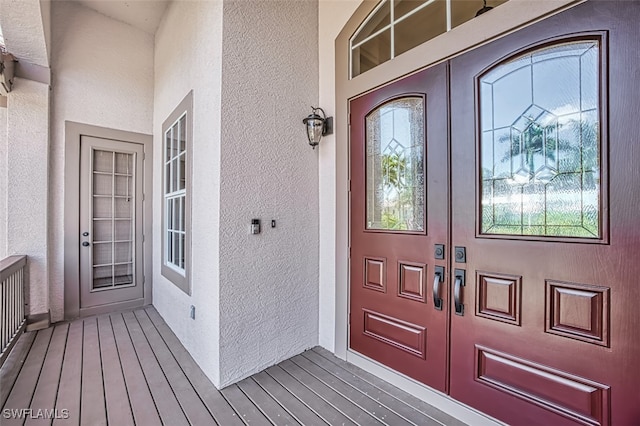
[303,107,333,149]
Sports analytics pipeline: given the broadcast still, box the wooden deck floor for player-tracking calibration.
[0,307,465,425]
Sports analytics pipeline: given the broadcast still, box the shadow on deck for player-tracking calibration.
[0,307,465,425]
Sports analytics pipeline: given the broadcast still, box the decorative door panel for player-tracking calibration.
[449,1,640,424]
[350,63,450,391]
[80,136,144,309]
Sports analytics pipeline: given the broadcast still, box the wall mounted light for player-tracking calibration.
[303,106,333,149]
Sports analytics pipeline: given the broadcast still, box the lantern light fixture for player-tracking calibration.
[303,106,333,149]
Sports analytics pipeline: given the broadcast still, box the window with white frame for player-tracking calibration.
[161,91,192,294]
[350,0,508,78]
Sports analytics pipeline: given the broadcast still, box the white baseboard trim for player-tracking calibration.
[346,350,505,426]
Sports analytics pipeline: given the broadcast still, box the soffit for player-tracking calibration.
[74,0,170,35]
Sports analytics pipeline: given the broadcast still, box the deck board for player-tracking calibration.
[302,350,445,426]
[25,323,69,426]
[311,347,467,426]
[236,376,301,425]
[0,328,36,408]
[266,365,357,426]
[280,359,383,425]
[221,383,272,425]
[53,319,83,426]
[133,309,216,425]
[290,354,412,426]
[97,315,134,426]
[2,327,53,426]
[252,370,327,425]
[121,310,190,426]
[1,307,466,426]
[144,306,243,426]
[110,312,162,426]
[80,317,106,426]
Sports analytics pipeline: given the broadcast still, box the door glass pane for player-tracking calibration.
[366,97,425,231]
[394,0,429,21]
[353,29,392,76]
[394,0,447,57]
[352,1,390,46]
[91,147,136,291]
[479,41,601,238]
[451,0,508,29]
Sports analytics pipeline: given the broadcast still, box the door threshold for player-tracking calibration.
[346,349,505,426]
[77,298,146,319]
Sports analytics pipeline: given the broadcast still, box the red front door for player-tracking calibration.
[448,2,640,425]
[350,63,449,391]
[349,1,640,424]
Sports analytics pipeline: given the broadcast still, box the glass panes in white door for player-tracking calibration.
[479,41,601,238]
[92,149,136,290]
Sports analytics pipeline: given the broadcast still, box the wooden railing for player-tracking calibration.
[0,255,27,367]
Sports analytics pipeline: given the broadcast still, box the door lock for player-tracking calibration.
[454,246,466,263]
[82,241,90,247]
[82,232,89,237]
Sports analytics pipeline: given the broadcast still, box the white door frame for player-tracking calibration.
[64,121,153,319]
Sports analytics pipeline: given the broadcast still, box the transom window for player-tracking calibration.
[350,0,508,77]
[161,91,192,294]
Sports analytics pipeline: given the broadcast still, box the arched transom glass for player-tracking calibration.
[366,97,425,231]
[350,0,508,78]
[479,40,602,238]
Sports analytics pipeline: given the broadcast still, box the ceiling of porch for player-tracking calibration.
[75,0,170,34]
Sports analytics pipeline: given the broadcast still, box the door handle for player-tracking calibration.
[454,269,466,316]
[433,266,444,310]
[82,241,90,247]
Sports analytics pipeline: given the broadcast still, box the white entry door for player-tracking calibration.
[79,136,144,309]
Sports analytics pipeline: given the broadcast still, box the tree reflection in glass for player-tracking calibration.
[480,41,600,238]
[366,97,425,231]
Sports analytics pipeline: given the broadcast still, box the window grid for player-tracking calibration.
[91,149,135,291]
[350,0,508,78]
[164,112,187,272]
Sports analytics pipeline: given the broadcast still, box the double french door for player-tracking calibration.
[349,2,640,425]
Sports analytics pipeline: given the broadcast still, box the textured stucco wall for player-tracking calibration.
[0,107,6,259]
[0,0,49,67]
[152,0,223,387]
[218,0,319,387]
[49,1,154,322]
[317,0,360,352]
[5,78,50,315]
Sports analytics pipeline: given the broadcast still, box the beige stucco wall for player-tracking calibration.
[4,78,50,316]
[152,0,224,387]
[49,1,154,322]
[0,106,6,259]
[217,0,320,387]
[0,0,49,67]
